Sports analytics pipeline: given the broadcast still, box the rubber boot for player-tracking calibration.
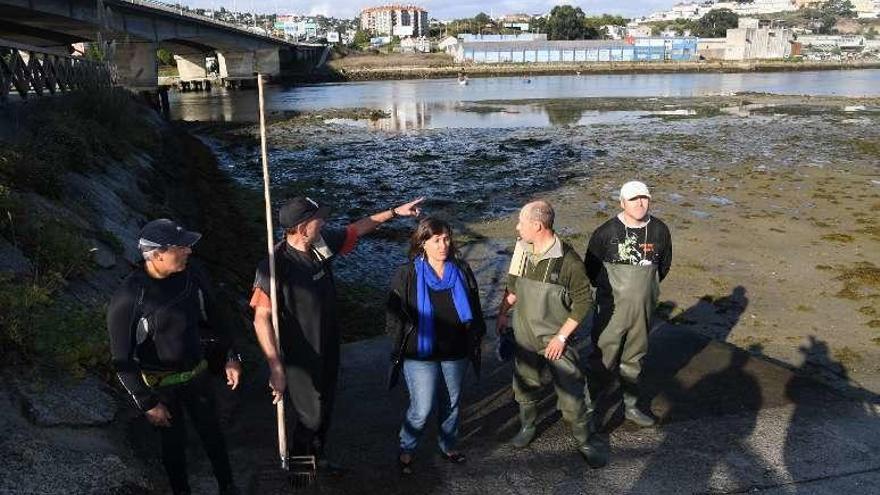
[510,402,538,448]
[579,433,609,469]
[624,393,656,427]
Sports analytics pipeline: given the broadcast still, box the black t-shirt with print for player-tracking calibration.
[253,228,347,366]
[585,215,672,297]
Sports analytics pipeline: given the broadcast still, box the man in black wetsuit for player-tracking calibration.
[585,181,672,430]
[107,219,242,495]
[250,196,423,469]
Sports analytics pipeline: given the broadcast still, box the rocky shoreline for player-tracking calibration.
[328,59,880,82]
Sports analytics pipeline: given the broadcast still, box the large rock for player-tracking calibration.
[0,385,156,494]
[13,375,118,427]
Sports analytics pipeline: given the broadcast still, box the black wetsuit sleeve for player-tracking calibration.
[658,222,673,282]
[107,281,159,412]
[385,265,410,359]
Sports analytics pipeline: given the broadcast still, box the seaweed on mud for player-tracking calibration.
[408,152,441,163]
[834,261,880,300]
[500,137,552,150]
[851,139,880,157]
[820,233,855,243]
[464,153,508,167]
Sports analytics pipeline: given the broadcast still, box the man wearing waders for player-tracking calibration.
[496,200,604,467]
[585,181,672,430]
[251,196,423,470]
[107,219,242,495]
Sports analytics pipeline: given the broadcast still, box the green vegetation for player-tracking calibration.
[0,89,158,198]
[0,89,159,374]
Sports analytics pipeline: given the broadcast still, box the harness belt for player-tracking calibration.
[142,359,208,388]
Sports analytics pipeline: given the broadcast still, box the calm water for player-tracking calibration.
[169,69,880,127]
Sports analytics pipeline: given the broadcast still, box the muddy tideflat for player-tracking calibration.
[198,93,880,393]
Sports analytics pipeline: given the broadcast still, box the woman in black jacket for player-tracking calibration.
[386,217,485,474]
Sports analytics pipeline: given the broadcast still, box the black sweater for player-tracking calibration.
[385,258,486,362]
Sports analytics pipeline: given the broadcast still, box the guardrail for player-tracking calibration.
[119,0,290,44]
[0,41,116,102]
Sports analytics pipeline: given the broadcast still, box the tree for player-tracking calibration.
[156,47,176,66]
[812,0,856,34]
[530,16,547,34]
[546,5,588,40]
[694,9,739,38]
[352,29,370,47]
[822,0,856,18]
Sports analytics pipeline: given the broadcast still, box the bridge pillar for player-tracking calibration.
[114,40,158,92]
[173,53,211,91]
[254,48,281,77]
[217,49,280,86]
[217,50,255,78]
[174,54,207,79]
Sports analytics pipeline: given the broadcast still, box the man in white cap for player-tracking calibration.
[584,180,672,435]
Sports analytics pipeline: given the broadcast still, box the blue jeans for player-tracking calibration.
[399,358,469,455]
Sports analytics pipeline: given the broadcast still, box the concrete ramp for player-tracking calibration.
[205,323,880,494]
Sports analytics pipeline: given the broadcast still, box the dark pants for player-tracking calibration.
[285,354,339,457]
[155,372,234,494]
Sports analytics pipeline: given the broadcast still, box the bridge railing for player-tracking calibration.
[119,0,289,43]
[0,41,117,102]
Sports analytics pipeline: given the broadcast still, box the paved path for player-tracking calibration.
[179,320,880,495]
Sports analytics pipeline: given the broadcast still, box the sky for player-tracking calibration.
[180,0,675,20]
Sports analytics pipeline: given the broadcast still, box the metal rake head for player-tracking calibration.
[287,455,317,490]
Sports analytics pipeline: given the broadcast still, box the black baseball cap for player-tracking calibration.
[138,219,202,249]
[279,196,330,229]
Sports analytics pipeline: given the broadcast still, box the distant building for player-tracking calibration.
[500,13,532,31]
[454,37,698,64]
[438,35,459,53]
[360,5,428,37]
[627,25,653,38]
[602,25,627,40]
[711,0,798,16]
[851,0,880,18]
[797,34,867,51]
[276,15,318,40]
[697,38,727,60]
[400,36,431,53]
[457,33,547,42]
[724,18,793,60]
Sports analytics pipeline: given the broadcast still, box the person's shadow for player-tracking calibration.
[626,343,766,493]
[782,336,880,494]
[588,285,750,433]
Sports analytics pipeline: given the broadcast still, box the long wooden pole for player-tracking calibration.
[257,73,288,470]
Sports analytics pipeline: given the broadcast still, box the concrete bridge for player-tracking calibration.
[0,0,328,92]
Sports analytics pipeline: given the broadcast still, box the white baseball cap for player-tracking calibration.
[620,181,651,201]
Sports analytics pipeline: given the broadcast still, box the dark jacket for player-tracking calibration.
[385,257,486,383]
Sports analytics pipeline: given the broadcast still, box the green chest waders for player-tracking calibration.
[595,262,659,405]
[511,274,589,445]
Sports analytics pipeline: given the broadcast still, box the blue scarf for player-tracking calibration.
[415,256,473,358]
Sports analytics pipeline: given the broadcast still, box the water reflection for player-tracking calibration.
[168,69,880,125]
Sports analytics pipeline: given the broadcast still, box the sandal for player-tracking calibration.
[398,453,414,475]
[440,451,466,464]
